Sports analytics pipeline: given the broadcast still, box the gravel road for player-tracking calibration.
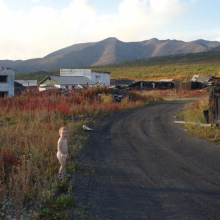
[74,100,220,220]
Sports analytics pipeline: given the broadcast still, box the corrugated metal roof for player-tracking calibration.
[51,76,95,85]
[191,75,213,83]
[0,67,16,70]
[159,79,174,82]
[92,71,111,74]
[15,80,38,87]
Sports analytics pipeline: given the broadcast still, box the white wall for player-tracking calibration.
[91,71,110,86]
[39,84,64,91]
[0,68,14,97]
[60,69,92,79]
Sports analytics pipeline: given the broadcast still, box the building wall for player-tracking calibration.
[39,84,64,91]
[91,71,110,86]
[60,69,92,79]
[41,77,58,86]
[0,68,14,97]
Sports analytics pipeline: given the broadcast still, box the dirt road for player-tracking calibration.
[75,100,220,220]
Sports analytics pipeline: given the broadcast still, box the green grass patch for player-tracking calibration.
[180,95,220,143]
[38,194,76,220]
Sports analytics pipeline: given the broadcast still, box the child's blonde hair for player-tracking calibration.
[59,126,67,134]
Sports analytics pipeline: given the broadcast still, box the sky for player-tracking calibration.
[1,0,220,60]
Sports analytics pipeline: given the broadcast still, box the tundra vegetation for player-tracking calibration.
[92,52,220,81]
[0,87,213,219]
[15,52,220,82]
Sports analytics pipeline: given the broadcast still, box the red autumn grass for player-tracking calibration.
[0,87,159,218]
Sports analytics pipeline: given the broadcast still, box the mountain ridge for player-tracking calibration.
[1,37,220,74]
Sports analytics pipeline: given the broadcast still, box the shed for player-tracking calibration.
[190,75,214,87]
[110,79,135,86]
[128,80,174,90]
[38,75,95,91]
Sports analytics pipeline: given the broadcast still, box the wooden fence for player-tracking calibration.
[174,82,202,91]
[208,87,220,124]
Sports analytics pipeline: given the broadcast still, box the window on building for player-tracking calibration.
[0,75,7,82]
[96,75,100,83]
[0,91,8,98]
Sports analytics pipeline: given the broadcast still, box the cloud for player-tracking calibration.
[81,0,187,42]
[32,0,40,2]
[0,0,189,60]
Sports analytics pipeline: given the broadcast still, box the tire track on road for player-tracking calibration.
[76,101,220,220]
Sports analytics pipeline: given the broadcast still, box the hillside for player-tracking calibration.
[15,51,220,82]
[2,37,220,74]
[92,52,220,81]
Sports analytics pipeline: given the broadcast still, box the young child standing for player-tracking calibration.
[57,127,71,178]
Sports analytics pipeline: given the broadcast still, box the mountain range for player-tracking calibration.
[1,37,220,74]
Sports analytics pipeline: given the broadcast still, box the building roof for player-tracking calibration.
[39,76,95,86]
[15,80,38,87]
[111,79,135,85]
[0,67,16,70]
[14,81,26,88]
[190,75,213,83]
[92,70,111,74]
[159,79,174,82]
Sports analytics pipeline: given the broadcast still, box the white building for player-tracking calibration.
[60,69,111,86]
[38,75,95,91]
[0,67,15,97]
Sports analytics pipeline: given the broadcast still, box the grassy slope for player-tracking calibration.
[15,51,220,82]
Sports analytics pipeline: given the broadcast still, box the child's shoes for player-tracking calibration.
[58,173,71,179]
[65,173,71,177]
